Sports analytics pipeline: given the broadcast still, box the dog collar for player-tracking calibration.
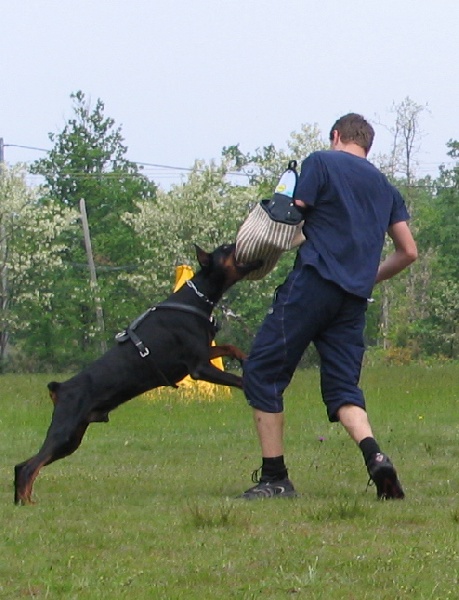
[185,280,214,306]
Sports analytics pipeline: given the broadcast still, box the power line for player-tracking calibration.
[3,142,240,170]
[4,143,49,153]
[2,141,457,185]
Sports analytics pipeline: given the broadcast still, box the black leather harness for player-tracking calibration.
[115,299,220,388]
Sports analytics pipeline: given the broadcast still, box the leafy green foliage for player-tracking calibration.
[2,92,459,366]
[404,141,459,358]
[22,91,158,368]
[0,164,77,369]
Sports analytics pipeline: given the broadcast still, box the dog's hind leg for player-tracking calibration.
[14,416,89,505]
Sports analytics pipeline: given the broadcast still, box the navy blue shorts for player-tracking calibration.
[243,264,368,422]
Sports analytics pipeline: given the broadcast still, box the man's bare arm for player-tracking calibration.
[375,221,418,284]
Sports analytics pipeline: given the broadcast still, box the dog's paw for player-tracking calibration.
[233,376,244,389]
[236,352,247,363]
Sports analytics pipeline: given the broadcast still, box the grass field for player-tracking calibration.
[1,365,458,599]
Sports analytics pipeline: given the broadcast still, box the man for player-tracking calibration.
[240,113,418,500]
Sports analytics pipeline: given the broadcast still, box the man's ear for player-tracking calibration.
[330,129,340,147]
[194,244,211,268]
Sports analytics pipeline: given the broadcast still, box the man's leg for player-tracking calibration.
[238,408,295,499]
[338,404,405,500]
[337,404,374,444]
[253,409,284,457]
[239,266,327,499]
[316,294,405,501]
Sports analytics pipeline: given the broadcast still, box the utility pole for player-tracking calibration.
[0,137,9,362]
[79,198,107,353]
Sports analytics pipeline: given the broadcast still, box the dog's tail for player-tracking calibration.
[47,381,61,405]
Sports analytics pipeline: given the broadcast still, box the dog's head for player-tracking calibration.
[194,243,263,294]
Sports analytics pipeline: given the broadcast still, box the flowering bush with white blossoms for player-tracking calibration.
[0,164,77,359]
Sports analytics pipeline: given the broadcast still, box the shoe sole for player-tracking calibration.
[237,490,299,500]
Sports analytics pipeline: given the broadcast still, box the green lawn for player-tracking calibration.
[1,365,458,599]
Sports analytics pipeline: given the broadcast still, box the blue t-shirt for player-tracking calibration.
[294,150,410,298]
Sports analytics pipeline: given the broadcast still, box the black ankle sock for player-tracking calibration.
[261,455,288,481]
[359,437,381,464]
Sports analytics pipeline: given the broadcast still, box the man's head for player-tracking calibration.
[329,113,375,155]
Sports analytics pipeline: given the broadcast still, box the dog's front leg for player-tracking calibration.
[209,344,247,364]
[190,363,243,389]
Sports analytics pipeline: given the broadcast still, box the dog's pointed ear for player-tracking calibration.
[194,244,211,269]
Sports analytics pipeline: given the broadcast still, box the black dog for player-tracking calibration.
[14,243,261,505]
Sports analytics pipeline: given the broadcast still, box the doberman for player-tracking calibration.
[14,243,262,505]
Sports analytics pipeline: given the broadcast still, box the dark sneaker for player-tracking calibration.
[238,474,297,500]
[366,453,405,500]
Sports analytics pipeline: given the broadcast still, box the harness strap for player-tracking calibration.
[155,301,219,333]
[120,327,177,388]
[115,307,153,344]
[115,300,219,389]
[124,328,150,358]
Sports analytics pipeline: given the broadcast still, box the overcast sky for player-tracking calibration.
[1,0,458,188]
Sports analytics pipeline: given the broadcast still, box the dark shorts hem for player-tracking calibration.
[326,397,367,422]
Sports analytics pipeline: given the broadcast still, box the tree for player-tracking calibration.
[430,140,459,280]
[372,97,431,351]
[30,91,158,366]
[0,164,76,369]
[412,279,459,359]
[408,140,459,358]
[376,96,428,189]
